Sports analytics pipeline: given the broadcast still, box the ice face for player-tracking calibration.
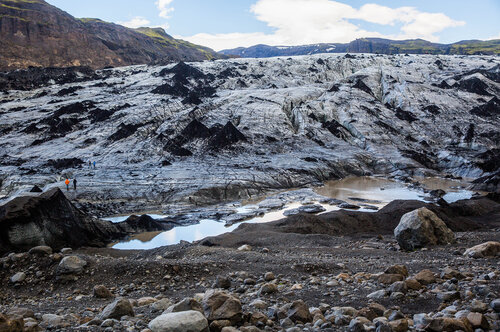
[0,54,498,211]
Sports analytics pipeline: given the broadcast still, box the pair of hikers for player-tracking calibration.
[88,160,96,169]
[65,178,77,191]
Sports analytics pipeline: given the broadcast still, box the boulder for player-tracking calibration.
[149,311,208,332]
[98,298,134,320]
[463,241,500,258]
[287,300,312,323]
[378,274,404,285]
[414,269,436,285]
[57,256,87,275]
[165,298,203,314]
[394,207,455,250]
[426,317,471,332]
[28,246,52,255]
[384,265,408,277]
[202,290,242,323]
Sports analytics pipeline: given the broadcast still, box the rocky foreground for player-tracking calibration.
[1,194,499,332]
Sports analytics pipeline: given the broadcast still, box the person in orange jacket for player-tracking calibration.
[65,179,70,191]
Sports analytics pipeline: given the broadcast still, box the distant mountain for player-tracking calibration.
[220,38,500,58]
[0,0,224,71]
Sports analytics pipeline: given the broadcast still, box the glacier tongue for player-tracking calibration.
[0,54,498,213]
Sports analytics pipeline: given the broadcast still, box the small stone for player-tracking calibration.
[249,299,267,310]
[264,272,275,281]
[405,278,422,290]
[378,274,404,285]
[216,276,231,289]
[426,317,468,332]
[137,297,158,306]
[367,290,387,299]
[287,300,312,323]
[93,285,113,299]
[28,246,53,255]
[463,241,500,258]
[238,245,252,251]
[60,248,72,254]
[470,300,488,313]
[57,256,87,275]
[259,283,278,295]
[98,298,134,320]
[414,269,436,285]
[388,319,408,332]
[437,291,461,302]
[165,298,203,314]
[10,272,26,283]
[348,317,370,332]
[384,265,408,277]
[466,312,489,329]
[389,281,408,294]
[490,299,500,312]
[152,299,172,311]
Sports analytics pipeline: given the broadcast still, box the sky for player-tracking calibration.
[45,0,500,51]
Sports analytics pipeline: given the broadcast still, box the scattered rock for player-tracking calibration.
[394,207,455,250]
[463,241,500,258]
[98,298,134,320]
[414,269,436,285]
[149,310,208,332]
[93,285,113,298]
[57,256,87,275]
[202,290,242,323]
[10,272,26,283]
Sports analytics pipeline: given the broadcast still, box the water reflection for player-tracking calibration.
[109,176,478,250]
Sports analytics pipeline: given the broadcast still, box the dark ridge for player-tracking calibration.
[464,124,475,143]
[322,120,351,140]
[0,66,97,91]
[401,149,436,169]
[458,77,492,96]
[470,97,500,117]
[158,62,205,79]
[375,120,399,135]
[423,105,441,115]
[152,82,189,96]
[208,121,247,150]
[53,101,96,117]
[45,158,84,170]
[353,79,374,96]
[109,123,143,142]
[56,86,84,96]
[475,149,500,173]
[395,108,418,123]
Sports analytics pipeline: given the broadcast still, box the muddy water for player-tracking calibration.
[109,176,478,250]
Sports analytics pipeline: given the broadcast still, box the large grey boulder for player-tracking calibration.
[98,298,134,320]
[57,256,87,275]
[394,207,455,250]
[202,290,242,323]
[149,310,208,332]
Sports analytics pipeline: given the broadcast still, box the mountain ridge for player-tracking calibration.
[220,38,500,58]
[0,0,224,70]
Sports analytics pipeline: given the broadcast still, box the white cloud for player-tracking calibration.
[118,17,151,29]
[156,0,174,19]
[179,0,465,51]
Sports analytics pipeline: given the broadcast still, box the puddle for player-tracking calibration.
[109,176,479,250]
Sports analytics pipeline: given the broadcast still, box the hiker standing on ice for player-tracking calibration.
[73,179,77,191]
[93,161,96,169]
[65,179,70,191]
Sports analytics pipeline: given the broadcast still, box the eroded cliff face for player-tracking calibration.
[0,0,221,70]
